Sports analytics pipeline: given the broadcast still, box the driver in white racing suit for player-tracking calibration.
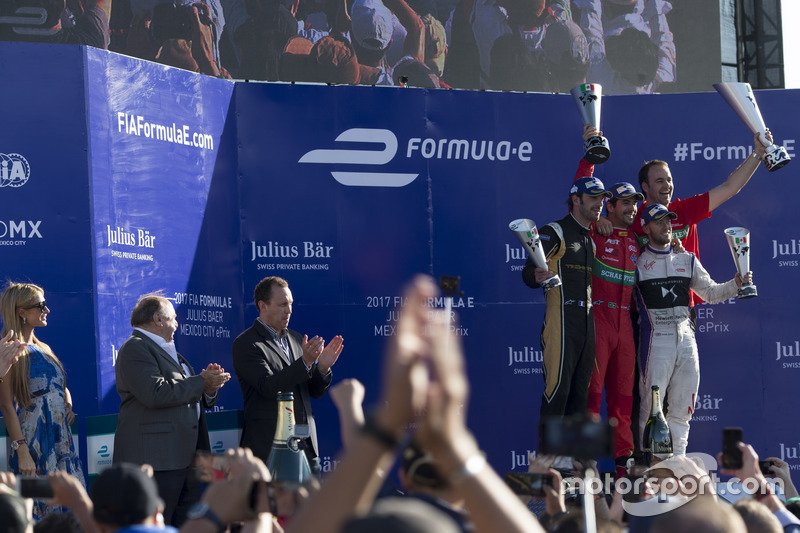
[634,203,752,455]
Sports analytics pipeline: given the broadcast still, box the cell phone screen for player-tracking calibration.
[194,451,229,482]
[17,477,53,499]
[722,427,743,469]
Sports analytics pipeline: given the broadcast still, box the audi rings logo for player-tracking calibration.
[299,129,418,187]
[0,153,31,187]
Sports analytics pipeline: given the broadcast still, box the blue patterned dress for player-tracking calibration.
[9,345,85,519]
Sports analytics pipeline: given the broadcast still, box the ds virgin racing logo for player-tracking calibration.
[299,129,418,187]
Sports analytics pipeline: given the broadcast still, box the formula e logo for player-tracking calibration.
[0,153,31,187]
[299,129,418,187]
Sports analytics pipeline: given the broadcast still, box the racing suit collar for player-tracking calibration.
[646,244,673,255]
[569,212,592,231]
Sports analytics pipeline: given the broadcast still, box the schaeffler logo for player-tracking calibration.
[0,153,31,187]
[299,129,418,187]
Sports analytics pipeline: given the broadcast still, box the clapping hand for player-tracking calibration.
[201,363,231,395]
[301,335,324,366]
[317,335,343,373]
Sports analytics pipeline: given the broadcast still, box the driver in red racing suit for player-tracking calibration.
[574,155,642,473]
[588,182,641,470]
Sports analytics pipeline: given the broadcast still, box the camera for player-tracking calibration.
[194,452,272,514]
[539,414,615,459]
[759,460,775,476]
[194,451,230,482]
[16,477,53,499]
[504,471,556,497]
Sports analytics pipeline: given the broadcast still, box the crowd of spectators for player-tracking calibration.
[1,275,799,533]
[0,0,676,90]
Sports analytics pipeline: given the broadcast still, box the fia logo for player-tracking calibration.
[299,129,418,187]
[0,153,31,187]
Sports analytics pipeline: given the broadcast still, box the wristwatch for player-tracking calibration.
[186,501,226,533]
[10,439,26,451]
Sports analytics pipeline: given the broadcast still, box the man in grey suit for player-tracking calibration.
[113,293,230,527]
[232,276,343,468]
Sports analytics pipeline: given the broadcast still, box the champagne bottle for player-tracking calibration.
[642,385,673,465]
[266,391,312,486]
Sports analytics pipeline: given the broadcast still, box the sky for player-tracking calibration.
[783,1,798,88]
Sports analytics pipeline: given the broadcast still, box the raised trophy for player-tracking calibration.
[509,218,561,291]
[713,82,790,172]
[724,227,757,299]
[570,83,610,164]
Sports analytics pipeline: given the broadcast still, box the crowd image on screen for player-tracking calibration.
[0,0,678,89]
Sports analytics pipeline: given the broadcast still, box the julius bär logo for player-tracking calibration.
[776,340,800,369]
[691,393,723,422]
[299,128,418,187]
[0,153,31,187]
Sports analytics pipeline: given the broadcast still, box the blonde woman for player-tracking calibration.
[0,282,84,519]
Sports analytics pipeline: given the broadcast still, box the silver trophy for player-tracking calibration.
[713,82,790,172]
[509,218,561,291]
[570,83,610,164]
[724,227,757,299]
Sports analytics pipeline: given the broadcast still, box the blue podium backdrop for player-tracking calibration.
[1,41,798,477]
